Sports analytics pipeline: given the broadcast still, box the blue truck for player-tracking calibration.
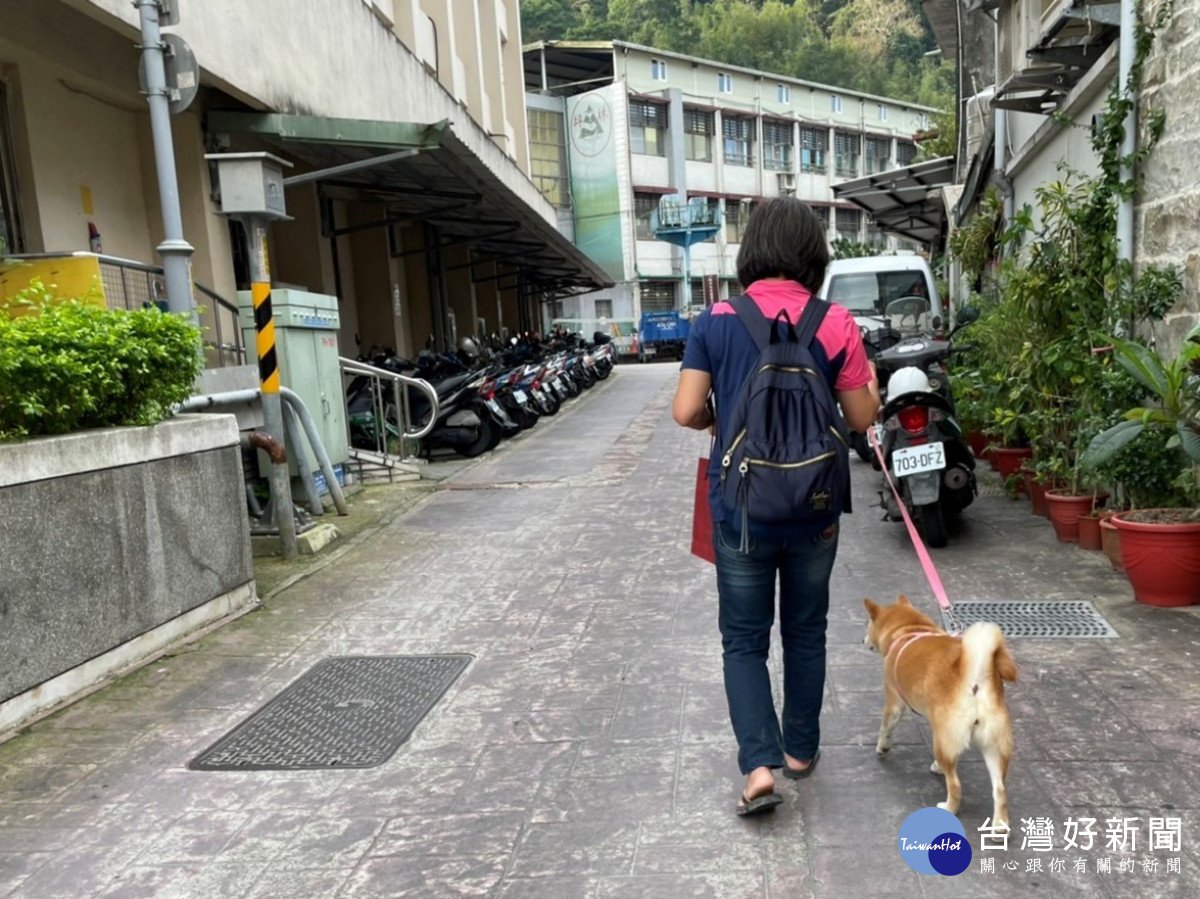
[636,310,690,362]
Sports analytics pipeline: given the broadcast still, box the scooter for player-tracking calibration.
[873,306,979,548]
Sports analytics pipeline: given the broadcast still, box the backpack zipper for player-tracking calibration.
[758,364,819,376]
[746,450,837,470]
[721,429,747,476]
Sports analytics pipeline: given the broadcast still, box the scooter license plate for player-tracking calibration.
[485,399,502,416]
[514,389,528,404]
[893,443,946,476]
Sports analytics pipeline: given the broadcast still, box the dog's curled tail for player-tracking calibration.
[961,622,1018,693]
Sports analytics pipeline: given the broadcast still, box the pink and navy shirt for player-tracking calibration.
[681,279,872,535]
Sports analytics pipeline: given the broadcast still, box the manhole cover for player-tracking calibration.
[943,601,1118,639]
[189,655,471,771]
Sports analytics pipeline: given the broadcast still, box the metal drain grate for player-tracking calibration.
[189,655,472,771]
[943,601,1119,639]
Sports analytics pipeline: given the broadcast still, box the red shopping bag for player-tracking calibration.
[691,457,716,564]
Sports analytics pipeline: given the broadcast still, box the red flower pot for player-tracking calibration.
[966,431,989,461]
[1028,478,1059,517]
[1045,491,1107,543]
[1100,516,1123,571]
[990,447,1033,479]
[1077,513,1104,550]
[1111,511,1200,607]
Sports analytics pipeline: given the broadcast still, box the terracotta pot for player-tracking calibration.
[1045,490,1107,543]
[966,430,989,461]
[1099,516,1124,571]
[1029,478,1058,518]
[1111,511,1200,607]
[990,447,1033,479]
[1077,513,1104,550]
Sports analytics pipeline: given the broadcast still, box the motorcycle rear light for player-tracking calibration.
[897,406,929,433]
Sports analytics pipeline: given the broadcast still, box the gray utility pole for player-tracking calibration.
[136,0,195,316]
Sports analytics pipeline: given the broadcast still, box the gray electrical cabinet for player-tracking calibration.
[238,288,348,492]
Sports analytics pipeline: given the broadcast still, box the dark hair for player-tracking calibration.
[735,197,830,292]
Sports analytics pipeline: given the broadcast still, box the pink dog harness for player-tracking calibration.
[885,630,954,713]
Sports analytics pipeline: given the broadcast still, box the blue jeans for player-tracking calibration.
[714,519,839,775]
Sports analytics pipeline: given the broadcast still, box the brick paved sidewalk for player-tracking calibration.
[1,364,1198,898]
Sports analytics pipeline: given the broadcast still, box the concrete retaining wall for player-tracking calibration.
[0,415,255,722]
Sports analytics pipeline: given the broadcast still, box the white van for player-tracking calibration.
[819,254,941,336]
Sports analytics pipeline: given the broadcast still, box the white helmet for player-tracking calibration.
[886,366,932,400]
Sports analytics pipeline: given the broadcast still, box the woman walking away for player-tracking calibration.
[673,197,880,816]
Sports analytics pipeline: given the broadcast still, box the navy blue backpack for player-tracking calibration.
[718,294,852,550]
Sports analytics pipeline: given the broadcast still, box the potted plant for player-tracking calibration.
[1082,325,1200,606]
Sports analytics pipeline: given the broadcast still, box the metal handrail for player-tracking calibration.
[340,357,440,443]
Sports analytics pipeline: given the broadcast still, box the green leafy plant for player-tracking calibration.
[1083,326,1200,463]
[0,284,202,440]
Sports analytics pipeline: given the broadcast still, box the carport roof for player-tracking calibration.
[206,111,612,295]
[831,157,955,247]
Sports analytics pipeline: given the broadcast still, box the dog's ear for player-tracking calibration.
[863,598,880,619]
[897,594,912,606]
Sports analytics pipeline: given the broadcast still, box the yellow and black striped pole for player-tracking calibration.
[246,219,298,559]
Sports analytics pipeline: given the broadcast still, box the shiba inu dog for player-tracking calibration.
[862,596,1018,827]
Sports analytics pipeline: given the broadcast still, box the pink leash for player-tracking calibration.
[868,427,959,634]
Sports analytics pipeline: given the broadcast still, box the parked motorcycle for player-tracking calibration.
[872,303,980,548]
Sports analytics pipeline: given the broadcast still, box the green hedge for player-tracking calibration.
[0,296,202,440]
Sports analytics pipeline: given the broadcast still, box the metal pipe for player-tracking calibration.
[247,430,287,465]
[1117,0,1138,315]
[176,387,261,412]
[282,402,325,516]
[134,0,195,318]
[279,387,350,516]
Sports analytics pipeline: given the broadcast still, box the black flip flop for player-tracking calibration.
[782,749,821,780]
[736,791,784,816]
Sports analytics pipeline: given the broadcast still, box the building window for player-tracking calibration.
[641,281,676,313]
[836,207,861,242]
[799,128,827,174]
[831,95,844,114]
[594,298,613,319]
[865,225,887,248]
[811,205,830,235]
[724,198,754,243]
[723,115,753,166]
[865,137,891,175]
[897,141,918,166]
[630,101,667,157]
[651,59,668,82]
[877,104,889,122]
[834,132,861,178]
[918,112,931,130]
[634,192,659,240]
[683,108,714,162]
[0,82,25,254]
[696,197,719,241]
[717,73,733,94]
[777,84,790,104]
[763,121,793,171]
[528,108,569,208]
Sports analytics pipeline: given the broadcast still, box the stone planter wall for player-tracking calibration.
[0,414,255,732]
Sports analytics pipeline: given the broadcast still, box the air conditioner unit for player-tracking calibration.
[997,0,1044,83]
[777,172,797,194]
[964,87,994,161]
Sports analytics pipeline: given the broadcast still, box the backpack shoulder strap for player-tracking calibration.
[795,297,830,349]
[726,294,773,352]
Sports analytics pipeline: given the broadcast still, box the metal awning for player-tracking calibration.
[206,111,612,295]
[831,157,956,246]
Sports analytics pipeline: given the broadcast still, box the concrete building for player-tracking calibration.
[0,0,608,366]
[522,40,939,330]
[926,0,1199,350]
